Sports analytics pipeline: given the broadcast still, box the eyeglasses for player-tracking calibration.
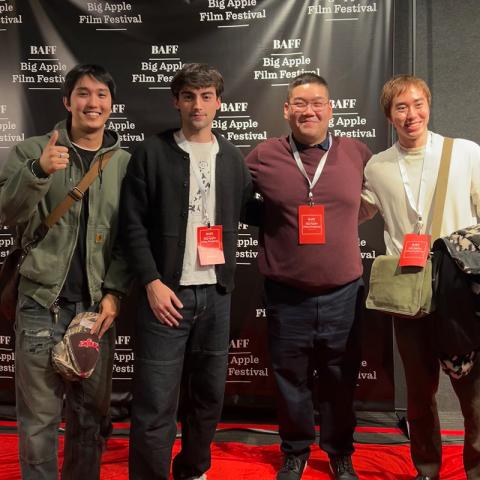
[289,100,330,112]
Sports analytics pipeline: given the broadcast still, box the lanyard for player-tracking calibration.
[289,133,332,205]
[176,130,216,226]
[396,132,433,233]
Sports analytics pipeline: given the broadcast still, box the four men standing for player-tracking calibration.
[1,60,479,480]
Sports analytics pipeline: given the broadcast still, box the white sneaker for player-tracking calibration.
[191,476,207,480]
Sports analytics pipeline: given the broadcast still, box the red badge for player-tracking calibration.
[197,225,226,266]
[298,204,325,244]
[398,233,431,267]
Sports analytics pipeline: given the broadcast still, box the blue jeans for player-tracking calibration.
[15,293,115,480]
[266,277,364,457]
[129,284,231,480]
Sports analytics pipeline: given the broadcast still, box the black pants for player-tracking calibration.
[266,278,364,457]
[129,285,231,480]
[395,315,480,479]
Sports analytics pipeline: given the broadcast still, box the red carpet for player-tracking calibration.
[0,435,466,479]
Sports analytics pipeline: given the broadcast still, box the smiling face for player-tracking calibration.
[174,85,221,141]
[63,74,112,137]
[389,84,430,148]
[284,82,332,146]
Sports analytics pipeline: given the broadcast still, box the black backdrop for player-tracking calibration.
[0,0,394,418]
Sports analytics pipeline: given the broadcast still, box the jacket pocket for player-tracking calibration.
[20,224,76,287]
[87,226,112,292]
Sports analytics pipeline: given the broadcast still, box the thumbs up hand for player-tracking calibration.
[38,130,70,175]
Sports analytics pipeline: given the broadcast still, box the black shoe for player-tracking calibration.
[276,452,309,480]
[328,455,359,480]
[414,476,439,480]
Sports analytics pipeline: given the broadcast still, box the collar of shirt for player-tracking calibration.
[292,134,330,151]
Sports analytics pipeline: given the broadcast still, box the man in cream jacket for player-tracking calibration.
[362,74,480,480]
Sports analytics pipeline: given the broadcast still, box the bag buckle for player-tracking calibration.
[68,187,84,201]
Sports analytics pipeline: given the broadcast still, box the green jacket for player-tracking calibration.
[0,120,131,308]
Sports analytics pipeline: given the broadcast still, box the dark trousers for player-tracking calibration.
[395,315,480,479]
[266,277,364,457]
[129,284,231,480]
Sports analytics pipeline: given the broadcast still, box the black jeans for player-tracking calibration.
[129,284,231,480]
[266,278,364,457]
[395,315,480,479]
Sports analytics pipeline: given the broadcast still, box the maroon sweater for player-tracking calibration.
[245,135,371,293]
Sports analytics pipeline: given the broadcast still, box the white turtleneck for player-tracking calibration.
[362,131,480,255]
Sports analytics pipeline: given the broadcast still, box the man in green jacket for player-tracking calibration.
[0,64,131,480]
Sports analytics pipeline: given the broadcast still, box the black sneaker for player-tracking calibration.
[414,476,439,480]
[276,452,309,480]
[328,455,359,480]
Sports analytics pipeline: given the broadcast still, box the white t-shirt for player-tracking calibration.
[174,130,219,285]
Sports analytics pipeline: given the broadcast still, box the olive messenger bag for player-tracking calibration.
[365,137,454,318]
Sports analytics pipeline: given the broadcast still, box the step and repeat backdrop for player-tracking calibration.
[0,0,394,417]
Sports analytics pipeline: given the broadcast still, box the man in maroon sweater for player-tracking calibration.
[245,73,371,480]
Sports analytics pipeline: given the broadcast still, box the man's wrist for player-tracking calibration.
[29,159,49,178]
[103,289,124,300]
[146,278,162,289]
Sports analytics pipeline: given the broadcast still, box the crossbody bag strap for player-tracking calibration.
[42,149,116,230]
[430,137,453,242]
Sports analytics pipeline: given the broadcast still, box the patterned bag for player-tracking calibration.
[431,225,480,356]
[51,312,101,381]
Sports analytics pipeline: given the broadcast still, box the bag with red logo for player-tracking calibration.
[51,311,101,381]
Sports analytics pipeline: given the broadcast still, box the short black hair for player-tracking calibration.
[287,73,329,100]
[171,63,224,99]
[63,64,116,102]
